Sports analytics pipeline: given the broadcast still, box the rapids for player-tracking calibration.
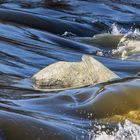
[1,0,140,140]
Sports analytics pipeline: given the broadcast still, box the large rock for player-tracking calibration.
[32,55,119,90]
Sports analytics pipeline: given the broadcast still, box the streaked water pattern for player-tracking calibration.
[0,0,140,139]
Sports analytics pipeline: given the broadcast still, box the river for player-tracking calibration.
[1,0,140,140]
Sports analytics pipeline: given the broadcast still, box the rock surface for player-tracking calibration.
[32,55,119,90]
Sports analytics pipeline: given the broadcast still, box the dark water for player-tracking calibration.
[1,0,140,140]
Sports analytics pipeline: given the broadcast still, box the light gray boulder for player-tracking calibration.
[32,55,119,90]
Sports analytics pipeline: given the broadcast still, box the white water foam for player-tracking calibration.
[91,120,140,140]
[111,23,122,35]
[112,28,140,60]
[96,24,140,61]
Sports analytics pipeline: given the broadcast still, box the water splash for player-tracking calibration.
[111,23,122,35]
[112,28,140,60]
[96,26,140,61]
[91,120,140,140]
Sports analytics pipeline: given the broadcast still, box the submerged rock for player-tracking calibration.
[79,34,123,49]
[32,55,119,90]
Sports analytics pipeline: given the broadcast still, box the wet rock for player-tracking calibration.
[80,34,123,49]
[32,55,119,90]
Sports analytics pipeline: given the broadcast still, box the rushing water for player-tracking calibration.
[1,0,140,140]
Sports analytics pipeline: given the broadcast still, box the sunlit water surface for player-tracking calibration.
[1,0,140,140]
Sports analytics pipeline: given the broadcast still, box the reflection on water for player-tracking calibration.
[0,0,140,139]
